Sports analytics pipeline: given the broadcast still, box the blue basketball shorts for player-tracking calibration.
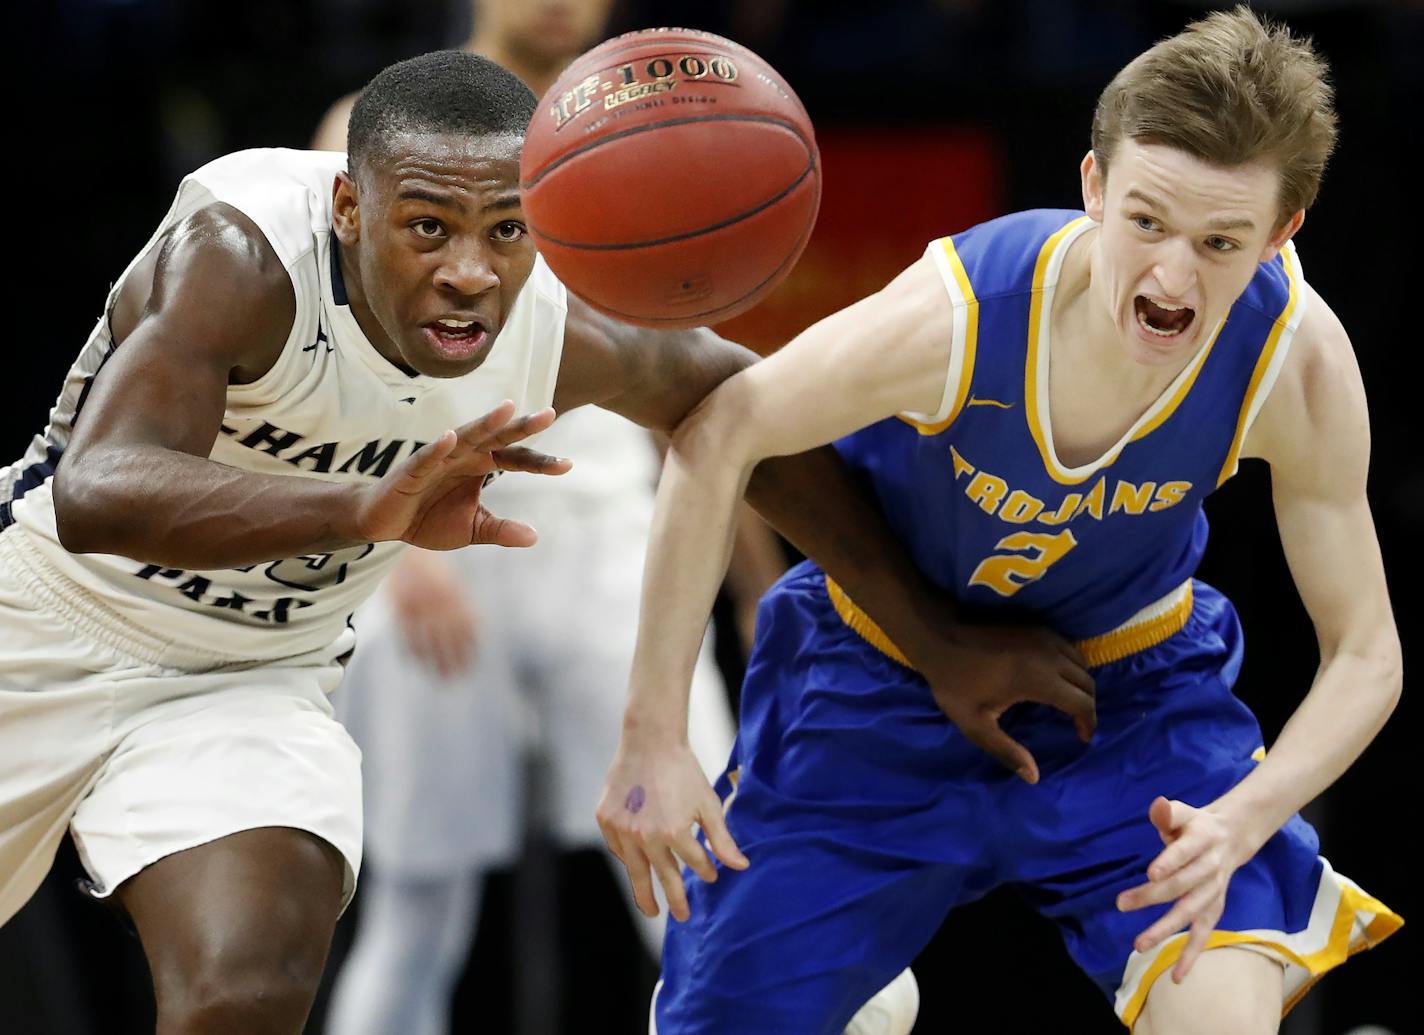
[654,564,1400,1033]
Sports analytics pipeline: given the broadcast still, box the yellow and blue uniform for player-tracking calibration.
[655,211,1400,1033]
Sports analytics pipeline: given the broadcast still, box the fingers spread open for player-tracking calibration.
[470,510,539,549]
[393,431,458,493]
[490,446,572,475]
[673,828,718,885]
[1172,909,1223,983]
[1117,853,1214,912]
[453,400,516,444]
[1135,881,1216,952]
[697,800,749,871]
[649,846,691,922]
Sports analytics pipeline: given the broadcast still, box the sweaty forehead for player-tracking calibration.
[364,130,524,197]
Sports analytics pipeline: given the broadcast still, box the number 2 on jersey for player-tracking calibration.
[968,530,1078,596]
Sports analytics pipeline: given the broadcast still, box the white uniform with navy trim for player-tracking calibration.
[0,148,567,922]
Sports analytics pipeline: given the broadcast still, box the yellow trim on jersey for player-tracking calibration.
[1074,582,1193,667]
[825,576,1192,670]
[825,575,913,667]
[900,236,979,436]
[1130,319,1225,441]
[1216,245,1302,486]
[1119,882,1403,1029]
[1024,218,1096,484]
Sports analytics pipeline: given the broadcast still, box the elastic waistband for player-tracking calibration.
[824,576,1195,670]
[0,527,347,672]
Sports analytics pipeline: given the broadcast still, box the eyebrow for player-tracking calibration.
[395,188,522,213]
[1123,189,1257,232]
[397,187,464,210]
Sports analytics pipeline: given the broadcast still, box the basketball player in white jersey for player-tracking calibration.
[0,49,1090,1033]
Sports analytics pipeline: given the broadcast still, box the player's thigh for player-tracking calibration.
[1134,947,1284,1035]
[117,826,344,1010]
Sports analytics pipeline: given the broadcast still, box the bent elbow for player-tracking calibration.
[51,464,109,555]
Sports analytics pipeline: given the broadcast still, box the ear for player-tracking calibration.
[1260,209,1304,263]
[1081,150,1105,221]
[331,171,361,247]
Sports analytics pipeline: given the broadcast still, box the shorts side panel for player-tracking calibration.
[72,664,363,909]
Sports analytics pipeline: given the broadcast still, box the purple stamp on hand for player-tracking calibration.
[625,785,646,814]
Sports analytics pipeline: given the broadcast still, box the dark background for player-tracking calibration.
[7,1,1417,1032]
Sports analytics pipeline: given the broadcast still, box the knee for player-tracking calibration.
[154,930,331,1035]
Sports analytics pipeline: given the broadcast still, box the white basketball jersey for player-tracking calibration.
[0,148,568,662]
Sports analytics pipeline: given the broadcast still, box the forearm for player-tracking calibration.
[1214,644,1402,849]
[625,415,750,738]
[746,447,960,666]
[54,445,366,569]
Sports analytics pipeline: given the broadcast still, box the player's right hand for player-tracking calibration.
[923,625,1096,785]
[596,736,749,922]
[355,400,571,550]
[387,549,479,679]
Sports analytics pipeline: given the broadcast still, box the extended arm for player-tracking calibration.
[53,205,564,570]
[1119,289,1402,978]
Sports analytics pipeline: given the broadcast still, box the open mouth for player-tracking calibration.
[422,317,490,361]
[1134,295,1195,339]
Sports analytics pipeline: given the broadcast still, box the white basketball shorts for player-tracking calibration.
[0,532,362,926]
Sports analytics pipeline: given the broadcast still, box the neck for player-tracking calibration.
[338,241,415,374]
[467,32,572,99]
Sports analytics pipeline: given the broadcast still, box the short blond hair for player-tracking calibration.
[1091,5,1336,225]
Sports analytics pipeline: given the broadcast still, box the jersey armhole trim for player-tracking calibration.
[1216,240,1307,485]
[898,236,978,435]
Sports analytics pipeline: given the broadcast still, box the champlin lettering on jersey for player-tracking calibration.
[948,444,1192,526]
[218,419,427,477]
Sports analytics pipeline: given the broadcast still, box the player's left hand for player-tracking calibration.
[1116,796,1260,982]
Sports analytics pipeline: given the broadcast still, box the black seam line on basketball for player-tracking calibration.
[529,156,816,252]
[583,197,817,324]
[522,113,811,191]
[564,31,743,67]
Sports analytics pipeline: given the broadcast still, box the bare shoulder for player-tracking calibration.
[1244,284,1369,478]
[112,202,296,378]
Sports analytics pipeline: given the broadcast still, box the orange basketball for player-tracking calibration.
[520,28,821,329]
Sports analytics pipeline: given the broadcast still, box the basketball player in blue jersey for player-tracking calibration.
[603,8,1403,1033]
[0,51,1087,1034]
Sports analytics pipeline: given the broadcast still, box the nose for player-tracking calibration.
[1151,237,1197,300]
[434,239,500,297]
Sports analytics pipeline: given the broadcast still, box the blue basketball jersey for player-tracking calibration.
[832,209,1305,649]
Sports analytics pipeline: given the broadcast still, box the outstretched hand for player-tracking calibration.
[1117,796,1256,982]
[356,400,570,550]
[920,623,1096,784]
[597,737,749,922]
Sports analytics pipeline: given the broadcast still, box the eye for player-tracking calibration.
[411,218,445,240]
[1204,236,1238,253]
[492,221,527,243]
[1132,215,1160,233]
